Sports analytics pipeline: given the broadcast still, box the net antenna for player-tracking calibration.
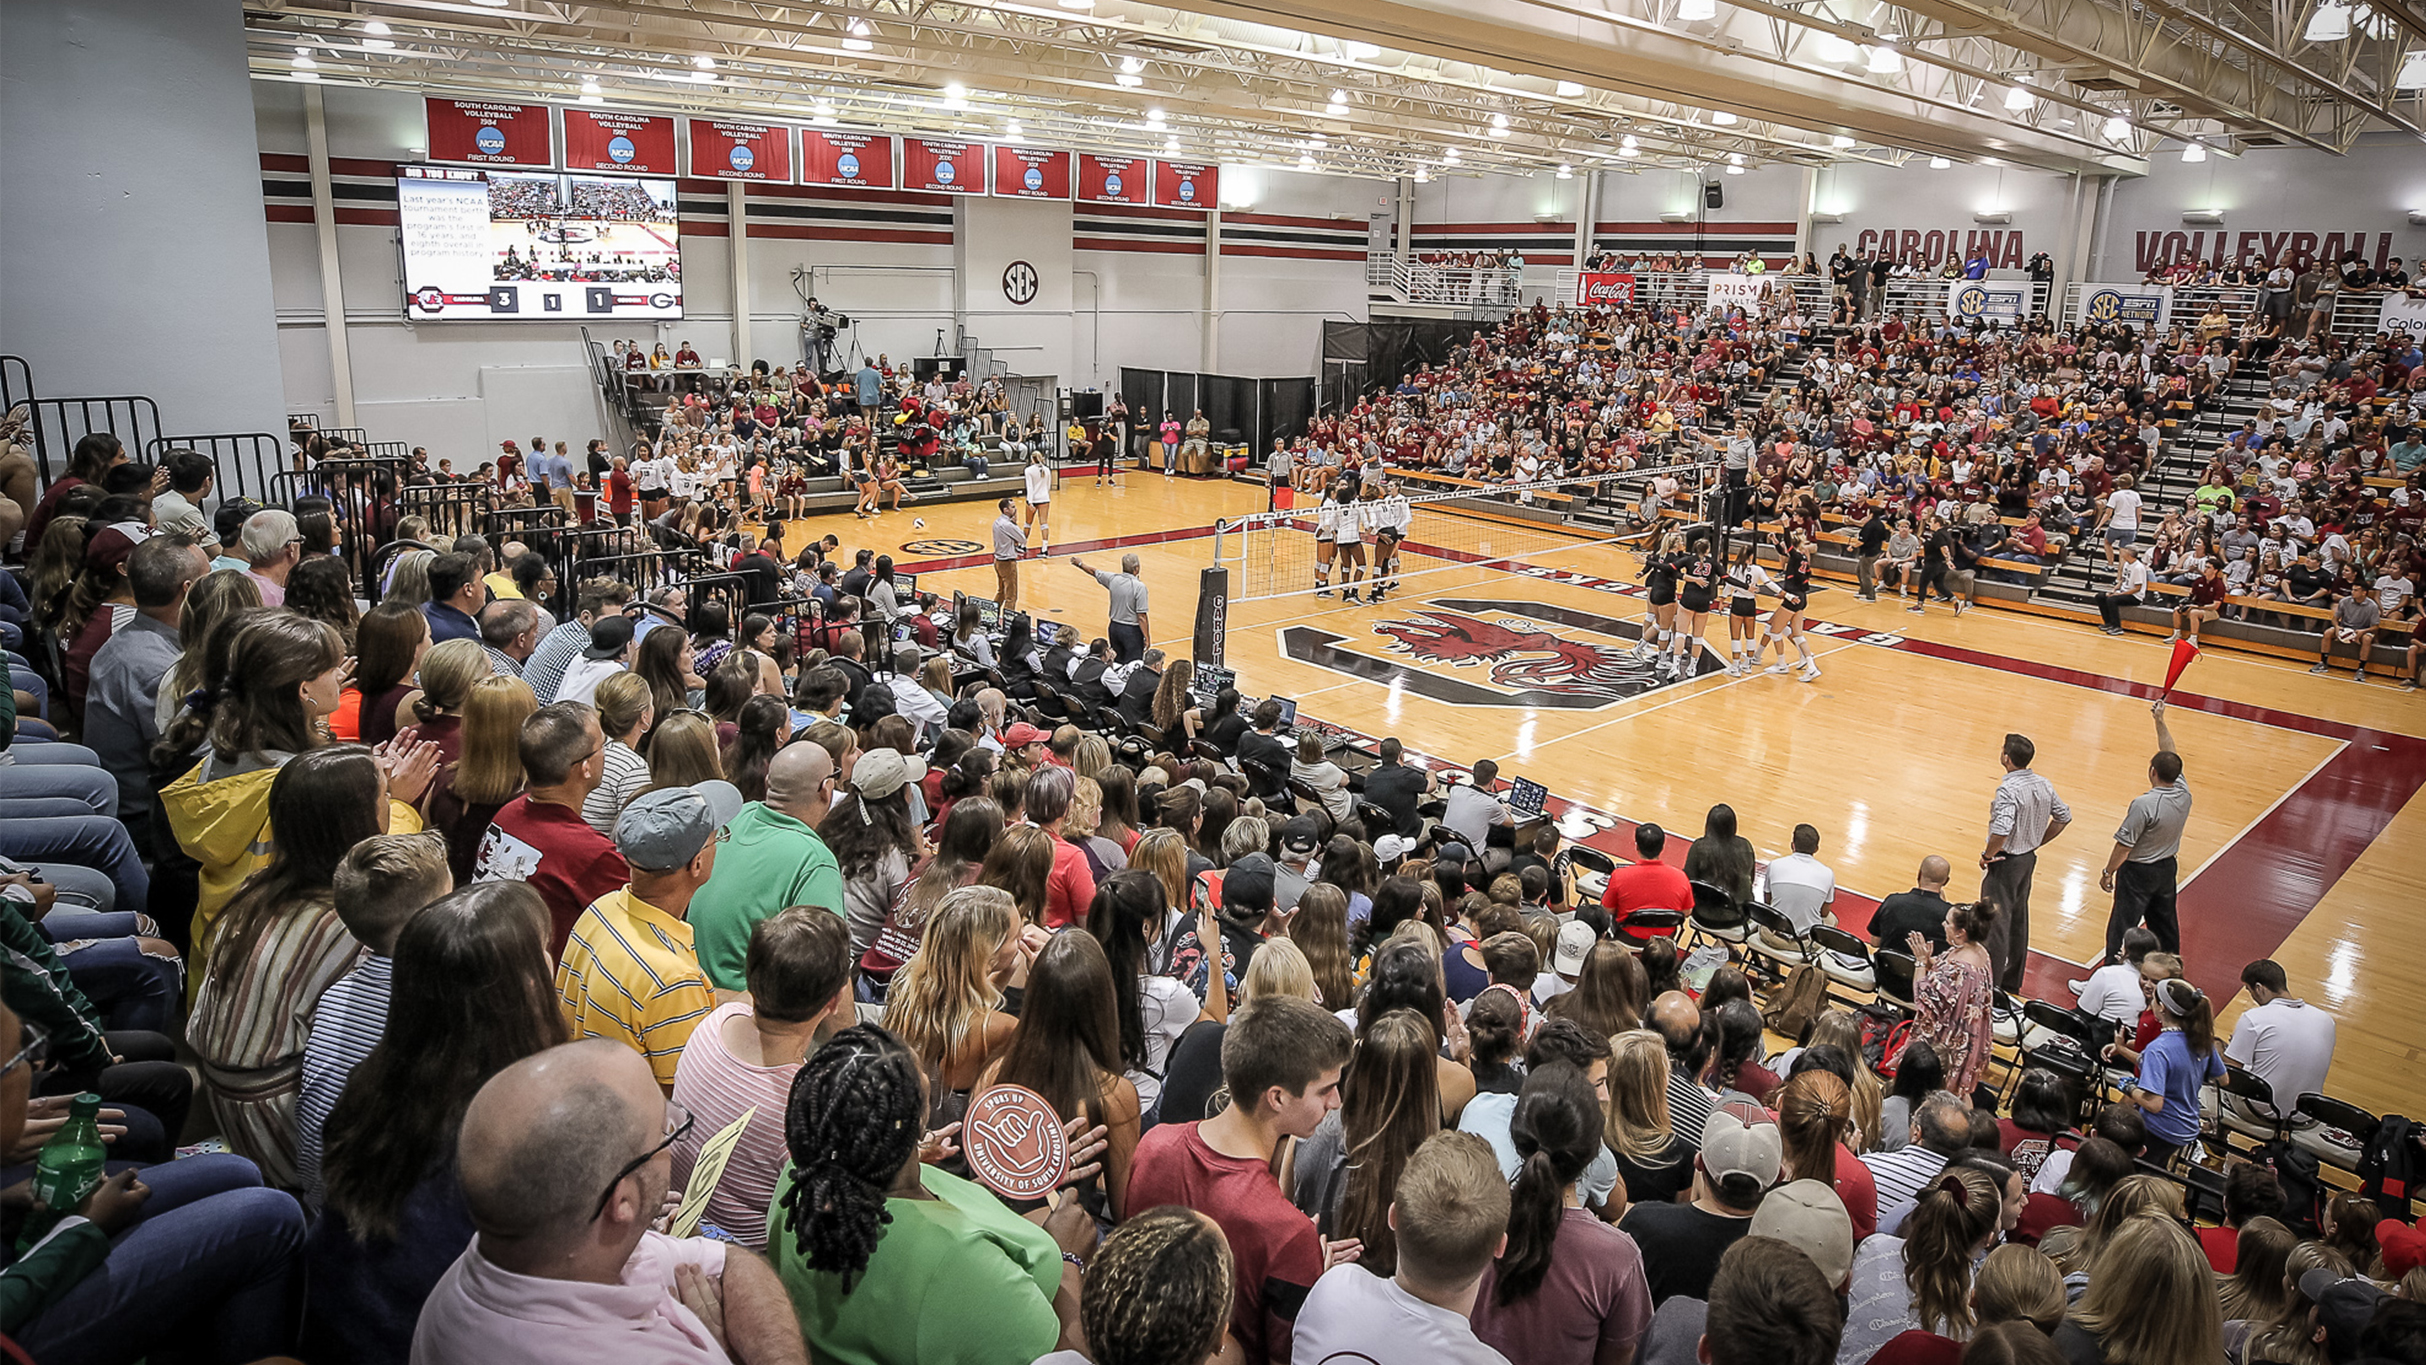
[1213,458,1720,605]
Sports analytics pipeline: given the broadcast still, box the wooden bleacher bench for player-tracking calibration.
[1380,468,1575,504]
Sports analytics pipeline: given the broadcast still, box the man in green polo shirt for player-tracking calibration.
[689,742,845,993]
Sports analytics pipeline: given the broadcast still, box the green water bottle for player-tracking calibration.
[16,1093,106,1253]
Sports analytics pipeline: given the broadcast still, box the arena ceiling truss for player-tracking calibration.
[245,0,2426,182]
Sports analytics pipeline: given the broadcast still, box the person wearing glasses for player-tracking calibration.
[555,781,744,1093]
[412,1038,806,1363]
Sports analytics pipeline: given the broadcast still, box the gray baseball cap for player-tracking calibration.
[613,780,744,872]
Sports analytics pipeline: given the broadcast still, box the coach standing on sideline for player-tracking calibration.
[1980,731,2070,992]
[1071,552,1151,663]
[2099,700,2191,961]
[992,497,1027,613]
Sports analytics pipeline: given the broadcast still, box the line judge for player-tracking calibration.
[992,497,1027,613]
[1070,552,1151,664]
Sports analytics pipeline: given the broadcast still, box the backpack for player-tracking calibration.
[2360,1114,2421,1222]
[1762,963,1829,1042]
[2256,1137,2326,1236]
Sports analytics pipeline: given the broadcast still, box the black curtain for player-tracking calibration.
[1261,378,1312,449]
[1201,374,1250,446]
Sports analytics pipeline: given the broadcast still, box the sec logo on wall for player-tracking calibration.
[1003,260,1039,306]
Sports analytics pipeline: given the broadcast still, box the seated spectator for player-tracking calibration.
[1064,1207,1236,1365]
[2223,958,2337,1123]
[581,671,656,837]
[190,744,400,1190]
[474,701,629,953]
[688,743,843,993]
[295,831,456,1204]
[1765,824,1838,934]
[880,884,1026,1115]
[555,614,635,707]
[1651,990,1717,1146]
[240,508,300,607]
[555,781,741,1091]
[1864,1090,1972,1213]
[411,1039,805,1363]
[2050,1215,2222,1365]
[1619,1108,1780,1305]
[82,533,207,851]
[1706,1231,1847,1365]
[1130,995,1354,1364]
[424,674,538,885]
[0,1000,310,1364]
[1683,805,1756,910]
[2070,926,2160,1025]
[1871,857,1954,955]
[1294,1008,1443,1270]
[769,1023,1088,1365]
[670,906,855,1250]
[1777,1069,1878,1240]
[1838,1166,2004,1364]
[303,880,566,1364]
[1296,1131,1516,1364]
[2102,976,2225,1165]
[1630,1181,1856,1365]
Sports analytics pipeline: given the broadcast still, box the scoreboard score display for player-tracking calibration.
[397,166,683,321]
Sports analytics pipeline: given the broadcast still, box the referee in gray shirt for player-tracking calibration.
[2100,700,2191,961]
[1071,552,1151,663]
[1981,731,2071,992]
[993,497,1028,613]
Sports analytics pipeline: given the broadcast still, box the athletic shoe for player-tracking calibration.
[1799,664,1822,681]
[1315,589,1332,599]
[1953,599,1968,617]
[2352,671,2367,683]
[2309,663,2330,674]
[2401,678,2419,690]
[1907,604,1925,615]
[2066,979,2087,996]
[2167,631,2180,642]
[1343,590,1362,604]
[1764,661,1795,675]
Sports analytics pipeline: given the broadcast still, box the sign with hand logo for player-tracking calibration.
[962,1085,1068,1200]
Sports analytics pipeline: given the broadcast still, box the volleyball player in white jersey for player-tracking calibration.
[1313,486,1341,597]
[1334,484,1373,603]
[1369,480,1413,601]
[1022,449,1053,550]
[1722,543,1777,677]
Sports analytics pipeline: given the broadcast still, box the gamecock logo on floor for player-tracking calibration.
[1279,598,1717,709]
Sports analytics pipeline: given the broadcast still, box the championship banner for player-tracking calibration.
[2073,282,2172,330]
[686,118,792,182]
[1576,271,1637,307]
[1707,272,1782,313]
[424,98,554,167]
[1077,155,1150,205]
[992,145,1072,200]
[1947,279,2028,326]
[562,109,677,175]
[902,137,986,194]
[1153,160,1217,211]
[2379,291,2426,335]
[799,129,895,189]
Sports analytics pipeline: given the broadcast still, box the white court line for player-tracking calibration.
[1481,635,1862,765]
[2176,740,2348,888]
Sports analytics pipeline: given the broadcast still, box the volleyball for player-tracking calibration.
[914,517,926,528]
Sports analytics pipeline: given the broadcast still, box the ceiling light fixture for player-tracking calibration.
[1727,151,1744,164]
[1557,163,1574,178]
[1865,43,1903,73]
[693,54,715,68]
[1414,166,1430,182]
[843,19,873,50]
[1115,73,1143,86]
[362,20,395,49]
[2104,113,2131,140]
[690,68,715,82]
[1005,120,1024,139]
[1165,135,1180,153]
[812,102,838,124]
[1726,164,1743,174]
[1816,34,1858,63]
[1928,155,1950,167]
[1621,146,1642,157]
[1556,81,1584,97]
[1678,0,1716,19]
[1712,110,1739,125]
[1344,40,1381,59]
[1146,108,1166,129]
[1621,134,1638,148]
[2004,83,2035,111]
[1831,133,1856,147]
[2182,141,2207,162]
[1444,147,1461,163]
[2304,2,2352,40]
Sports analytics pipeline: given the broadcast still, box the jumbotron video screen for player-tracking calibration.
[397,166,682,320]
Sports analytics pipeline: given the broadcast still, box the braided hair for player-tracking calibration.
[778,1023,924,1293]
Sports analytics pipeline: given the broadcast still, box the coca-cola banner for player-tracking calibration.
[1575,272,1636,307]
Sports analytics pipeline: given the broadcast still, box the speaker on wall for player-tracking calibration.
[1704,181,1724,210]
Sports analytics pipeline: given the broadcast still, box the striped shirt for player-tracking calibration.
[1987,768,2070,855]
[188,899,370,1191]
[1668,1066,1718,1148]
[1860,1143,1951,1216]
[294,952,394,1211]
[668,1003,800,1250]
[556,888,716,1090]
[582,739,653,837]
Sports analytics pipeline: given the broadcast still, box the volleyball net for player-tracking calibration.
[1211,459,1724,604]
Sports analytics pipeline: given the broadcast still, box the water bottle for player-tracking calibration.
[16,1093,107,1253]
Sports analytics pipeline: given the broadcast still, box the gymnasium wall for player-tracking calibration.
[256,82,1377,455]
[0,0,289,443]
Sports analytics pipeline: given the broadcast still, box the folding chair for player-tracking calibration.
[1807,924,1878,999]
[1873,950,1918,1016]
[2203,1065,2286,1157]
[1685,879,1748,954]
[2292,1093,2381,1174]
[1741,904,1812,981]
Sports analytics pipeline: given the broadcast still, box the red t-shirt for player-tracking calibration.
[2014,1191,2083,1247]
[608,469,634,514]
[2198,1224,2240,1274]
[473,795,631,953]
[1834,1142,1879,1241]
[1871,1331,1963,1365]
[1601,859,1694,938]
[1042,828,1097,929]
[1128,1122,1323,1365]
[1999,1117,2061,1185]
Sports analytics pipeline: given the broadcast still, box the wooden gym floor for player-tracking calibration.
[775,472,2426,1121]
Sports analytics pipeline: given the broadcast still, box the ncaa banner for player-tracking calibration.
[687,119,791,181]
[800,129,895,189]
[903,137,986,194]
[563,110,676,175]
[1707,272,1783,313]
[2074,282,2172,330]
[424,98,553,167]
[1576,272,1637,307]
[1153,160,1217,211]
[2378,291,2426,335]
[1946,280,2027,326]
[992,146,1072,200]
[1078,155,1149,205]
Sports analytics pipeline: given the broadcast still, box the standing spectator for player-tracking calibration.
[1894,899,2000,1101]
[1070,553,1152,664]
[303,881,566,1365]
[1471,1062,1655,1365]
[1295,1131,1516,1365]
[2104,977,2227,1165]
[2222,959,2336,1123]
[555,781,741,1091]
[993,497,1027,612]
[473,702,629,953]
[670,907,855,1251]
[1618,1109,1779,1305]
[1128,996,1354,1365]
[688,743,844,992]
[2098,702,2190,959]
[1978,733,2070,993]
[411,1040,806,1363]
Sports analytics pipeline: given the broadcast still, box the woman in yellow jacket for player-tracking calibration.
[161,612,436,995]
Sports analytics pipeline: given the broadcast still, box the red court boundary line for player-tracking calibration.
[895,518,2422,1004]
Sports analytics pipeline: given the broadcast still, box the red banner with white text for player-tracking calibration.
[562,109,677,175]
[1575,271,1638,307]
[799,129,895,189]
[992,145,1072,200]
[1152,160,1217,210]
[1077,155,1150,205]
[424,97,554,167]
[902,137,987,194]
[686,119,792,181]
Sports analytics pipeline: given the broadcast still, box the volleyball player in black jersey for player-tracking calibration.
[1760,528,1823,681]
[1635,529,1685,662]
[1668,535,1718,680]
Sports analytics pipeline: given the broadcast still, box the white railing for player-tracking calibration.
[1366,253,1521,305]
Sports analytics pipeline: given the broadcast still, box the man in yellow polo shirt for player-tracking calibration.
[555,779,743,1092]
